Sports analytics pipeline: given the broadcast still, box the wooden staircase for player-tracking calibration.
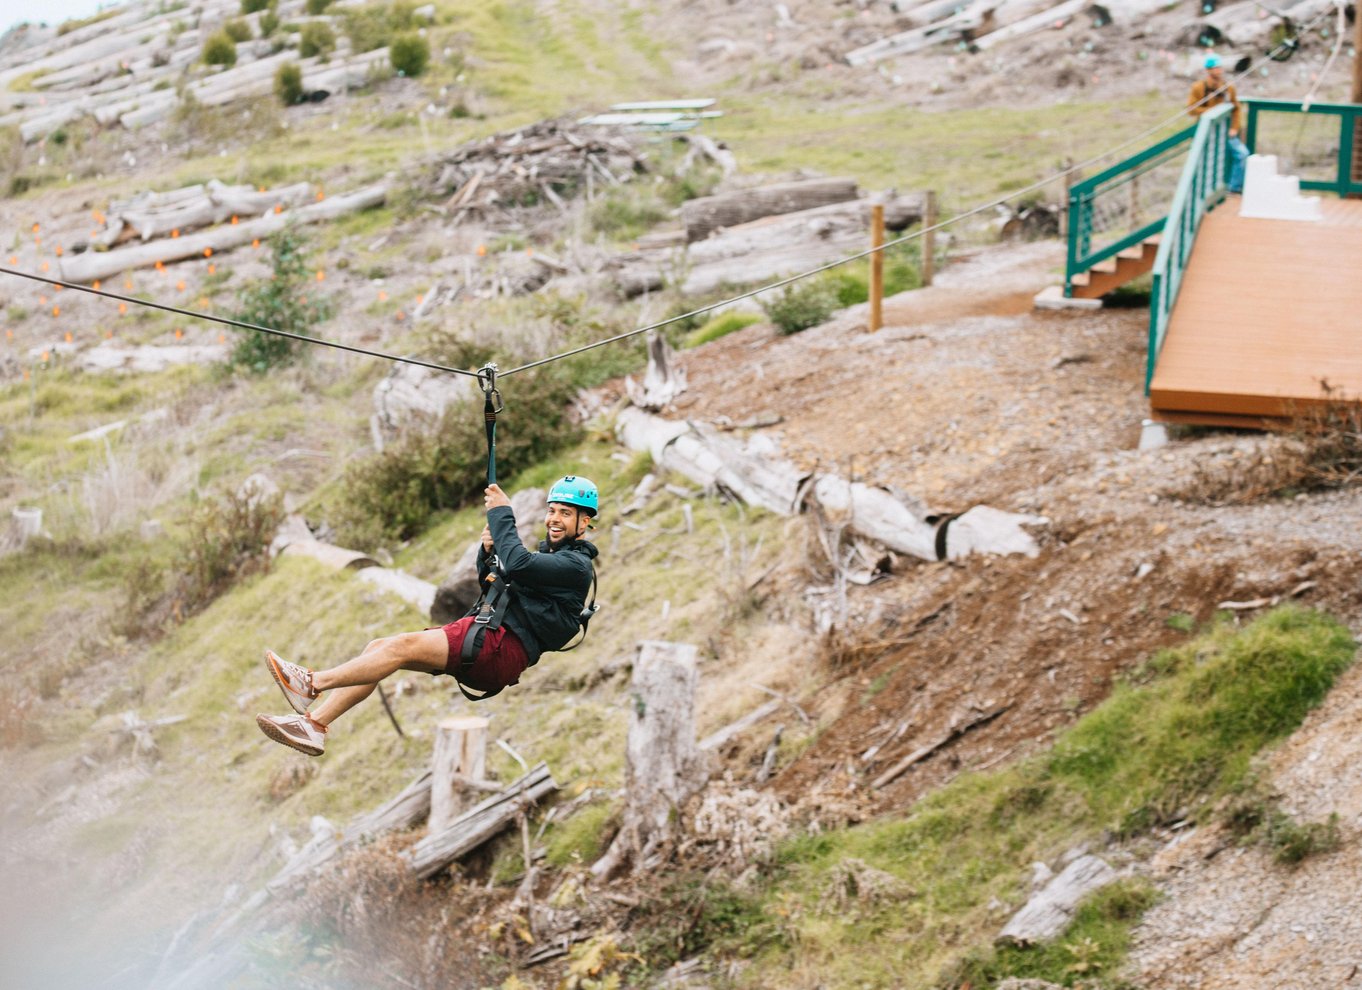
[1068,234,1160,299]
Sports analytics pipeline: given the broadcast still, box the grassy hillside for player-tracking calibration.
[3,1,1361,987]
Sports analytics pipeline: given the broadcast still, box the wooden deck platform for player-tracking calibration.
[1149,196,1362,425]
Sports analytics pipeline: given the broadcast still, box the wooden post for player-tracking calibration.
[430,715,489,833]
[868,204,885,331]
[591,641,710,879]
[1352,7,1362,192]
[921,190,938,288]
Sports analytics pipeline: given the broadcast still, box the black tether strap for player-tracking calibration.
[458,364,508,702]
[478,363,502,486]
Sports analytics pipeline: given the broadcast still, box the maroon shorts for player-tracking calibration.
[440,617,530,694]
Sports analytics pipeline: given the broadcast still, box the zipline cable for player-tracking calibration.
[0,264,482,378]
[498,12,1333,379]
[0,6,1331,384]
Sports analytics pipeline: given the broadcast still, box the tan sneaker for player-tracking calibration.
[264,648,317,716]
[256,712,327,757]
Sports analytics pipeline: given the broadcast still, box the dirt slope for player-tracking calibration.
[626,233,1362,985]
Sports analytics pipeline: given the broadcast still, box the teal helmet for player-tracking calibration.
[547,475,598,517]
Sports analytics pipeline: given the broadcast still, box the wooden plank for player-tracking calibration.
[1150,197,1362,420]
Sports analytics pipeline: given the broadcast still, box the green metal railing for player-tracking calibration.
[1146,103,1232,392]
[1064,122,1197,296]
[1243,98,1362,197]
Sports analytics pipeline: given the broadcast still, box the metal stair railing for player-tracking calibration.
[1242,98,1362,197]
[1146,103,1232,393]
[1065,120,1199,297]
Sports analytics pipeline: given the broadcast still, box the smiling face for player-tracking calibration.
[545,502,588,547]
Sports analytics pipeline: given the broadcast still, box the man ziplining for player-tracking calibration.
[255,476,600,756]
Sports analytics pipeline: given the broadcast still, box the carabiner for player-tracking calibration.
[477,362,504,414]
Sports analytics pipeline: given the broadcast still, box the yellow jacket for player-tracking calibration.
[1187,77,1243,133]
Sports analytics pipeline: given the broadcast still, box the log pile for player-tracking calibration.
[429,119,649,222]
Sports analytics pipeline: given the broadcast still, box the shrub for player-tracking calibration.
[241,0,272,12]
[223,17,253,42]
[587,187,669,240]
[761,280,838,335]
[684,310,762,348]
[299,21,336,58]
[343,1,417,52]
[259,8,280,36]
[274,62,304,105]
[818,242,921,307]
[230,226,333,373]
[177,487,284,614]
[333,363,583,546]
[305,0,334,13]
[389,31,429,77]
[202,31,238,67]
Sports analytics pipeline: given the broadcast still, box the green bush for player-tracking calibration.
[177,488,284,615]
[587,188,668,241]
[818,242,922,307]
[342,1,417,52]
[223,17,253,42]
[305,0,334,13]
[230,226,333,373]
[389,31,430,77]
[684,310,762,348]
[241,0,272,12]
[333,364,583,546]
[760,280,838,335]
[201,31,238,67]
[259,8,280,36]
[298,20,336,58]
[274,62,304,105]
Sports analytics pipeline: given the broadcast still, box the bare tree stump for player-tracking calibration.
[591,641,711,880]
[624,330,687,412]
[430,716,489,833]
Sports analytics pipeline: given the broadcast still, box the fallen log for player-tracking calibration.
[871,703,1011,789]
[680,177,860,242]
[997,854,1118,944]
[610,193,924,299]
[406,761,558,879]
[59,179,389,283]
[108,180,315,243]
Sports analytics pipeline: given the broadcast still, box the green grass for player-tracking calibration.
[736,606,1355,988]
[684,310,763,349]
[710,91,1178,218]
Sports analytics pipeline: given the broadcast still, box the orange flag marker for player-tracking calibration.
[118,303,127,315]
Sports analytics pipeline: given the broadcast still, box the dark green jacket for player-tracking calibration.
[478,504,597,664]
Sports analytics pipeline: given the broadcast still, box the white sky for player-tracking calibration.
[2,1,127,37]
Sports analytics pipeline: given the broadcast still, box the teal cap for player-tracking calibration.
[547,475,598,517]
[1204,53,1222,69]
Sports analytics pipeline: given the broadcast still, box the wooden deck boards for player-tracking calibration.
[1150,196,1362,420]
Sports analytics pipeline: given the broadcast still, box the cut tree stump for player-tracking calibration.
[624,330,687,412]
[430,716,489,833]
[591,641,711,879]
